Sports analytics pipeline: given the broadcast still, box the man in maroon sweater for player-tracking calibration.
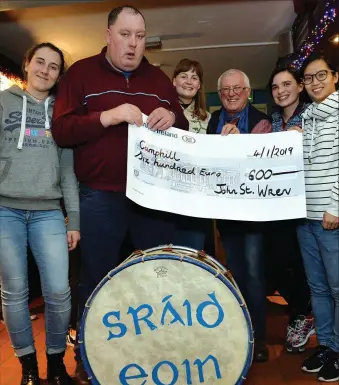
[52,5,188,383]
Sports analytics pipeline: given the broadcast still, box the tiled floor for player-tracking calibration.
[0,296,321,385]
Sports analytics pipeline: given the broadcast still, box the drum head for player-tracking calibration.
[80,254,253,385]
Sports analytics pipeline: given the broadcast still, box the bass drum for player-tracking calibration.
[80,245,254,385]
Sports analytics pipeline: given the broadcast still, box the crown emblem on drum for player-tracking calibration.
[154,266,168,277]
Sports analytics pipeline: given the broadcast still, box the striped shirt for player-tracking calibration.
[301,91,339,220]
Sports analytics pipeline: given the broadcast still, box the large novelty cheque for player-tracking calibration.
[127,115,306,221]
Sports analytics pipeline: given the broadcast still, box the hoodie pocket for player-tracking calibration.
[0,157,61,199]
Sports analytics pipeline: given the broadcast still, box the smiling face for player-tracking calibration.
[24,47,61,94]
[173,69,201,103]
[219,72,251,114]
[303,59,338,103]
[106,8,146,71]
[271,71,303,108]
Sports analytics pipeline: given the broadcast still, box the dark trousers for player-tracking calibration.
[68,240,134,332]
[173,216,211,250]
[68,246,81,330]
[75,185,175,358]
[265,220,310,321]
[218,220,267,340]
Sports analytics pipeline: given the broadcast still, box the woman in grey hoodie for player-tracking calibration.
[0,43,80,385]
[297,53,339,383]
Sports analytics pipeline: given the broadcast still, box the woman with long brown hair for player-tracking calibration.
[172,58,210,134]
[171,59,211,249]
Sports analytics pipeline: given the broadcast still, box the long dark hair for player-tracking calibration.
[172,59,208,121]
[269,67,302,94]
[22,42,66,94]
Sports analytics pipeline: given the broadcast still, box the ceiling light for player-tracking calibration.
[329,33,339,45]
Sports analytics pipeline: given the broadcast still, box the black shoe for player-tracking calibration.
[301,345,331,373]
[253,339,269,363]
[317,350,339,382]
[47,352,73,385]
[73,361,90,385]
[19,353,40,385]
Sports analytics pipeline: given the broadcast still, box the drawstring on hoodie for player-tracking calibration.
[44,97,50,129]
[302,111,316,164]
[17,95,51,150]
[17,96,27,150]
[308,118,316,164]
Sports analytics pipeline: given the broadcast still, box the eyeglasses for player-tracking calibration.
[218,86,248,96]
[303,70,336,85]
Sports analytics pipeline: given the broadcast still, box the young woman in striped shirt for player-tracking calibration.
[297,53,339,383]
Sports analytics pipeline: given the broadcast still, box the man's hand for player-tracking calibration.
[287,125,304,133]
[147,108,175,131]
[221,124,240,135]
[67,231,80,251]
[100,103,143,127]
[322,212,339,230]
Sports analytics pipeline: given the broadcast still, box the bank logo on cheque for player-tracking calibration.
[152,128,178,139]
[182,135,196,144]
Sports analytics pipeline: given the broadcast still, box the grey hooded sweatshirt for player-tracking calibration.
[0,85,79,230]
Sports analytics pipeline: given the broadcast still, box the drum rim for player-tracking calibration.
[79,254,254,385]
[136,244,229,273]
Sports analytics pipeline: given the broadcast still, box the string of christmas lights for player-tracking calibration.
[292,0,337,69]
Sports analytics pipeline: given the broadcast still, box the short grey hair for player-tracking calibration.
[217,69,251,91]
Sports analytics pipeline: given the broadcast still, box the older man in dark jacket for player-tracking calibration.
[207,69,271,363]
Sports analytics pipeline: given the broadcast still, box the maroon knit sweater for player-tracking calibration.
[52,48,188,192]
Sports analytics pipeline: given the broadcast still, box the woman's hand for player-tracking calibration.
[67,231,80,251]
[287,125,304,133]
[323,212,339,230]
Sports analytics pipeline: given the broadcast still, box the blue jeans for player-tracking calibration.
[76,185,175,359]
[0,207,71,357]
[218,220,266,340]
[297,219,339,352]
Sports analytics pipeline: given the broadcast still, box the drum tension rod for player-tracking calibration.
[197,250,207,258]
